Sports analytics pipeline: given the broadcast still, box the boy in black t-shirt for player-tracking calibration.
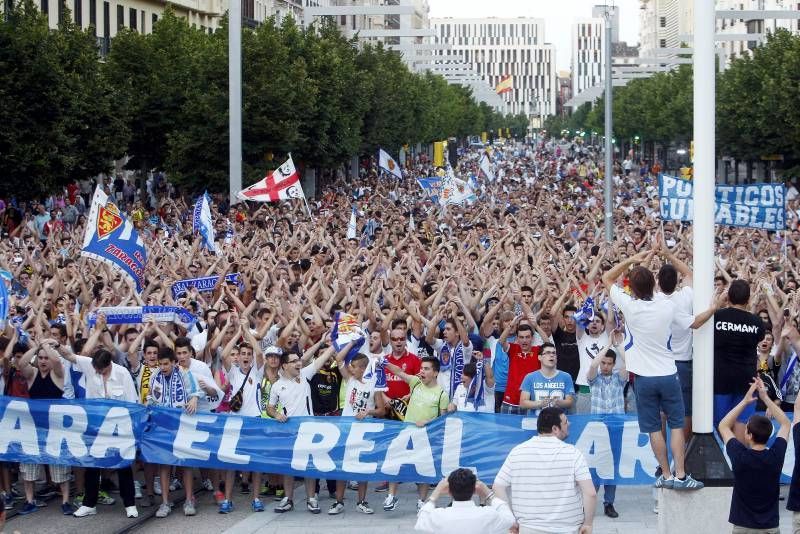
[693,280,765,442]
[719,377,789,533]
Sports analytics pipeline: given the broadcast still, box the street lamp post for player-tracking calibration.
[229,0,242,205]
[684,0,732,485]
[603,8,613,243]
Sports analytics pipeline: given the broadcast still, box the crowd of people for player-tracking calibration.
[2,137,800,532]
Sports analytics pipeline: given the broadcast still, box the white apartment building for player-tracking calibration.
[303,0,430,49]
[716,0,800,63]
[571,18,605,100]
[431,17,557,117]
[5,0,318,55]
[638,0,684,57]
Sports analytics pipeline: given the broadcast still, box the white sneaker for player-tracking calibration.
[73,505,97,517]
[417,499,424,512]
[153,476,162,496]
[126,505,138,518]
[155,502,171,518]
[169,478,182,492]
[134,481,143,499]
[202,478,214,492]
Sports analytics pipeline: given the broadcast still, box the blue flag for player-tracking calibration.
[0,277,8,329]
[81,187,147,292]
[192,192,216,253]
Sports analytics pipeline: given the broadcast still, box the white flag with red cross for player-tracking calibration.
[236,155,305,202]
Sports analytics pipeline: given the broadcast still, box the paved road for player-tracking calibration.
[6,477,798,533]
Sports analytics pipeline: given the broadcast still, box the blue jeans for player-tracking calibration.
[594,483,616,505]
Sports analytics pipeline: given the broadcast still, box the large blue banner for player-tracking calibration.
[659,175,785,230]
[80,187,148,292]
[0,397,147,468]
[2,396,797,485]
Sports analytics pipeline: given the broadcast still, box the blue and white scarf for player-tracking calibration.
[88,306,197,329]
[440,341,465,398]
[367,357,388,392]
[150,369,188,408]
[467,356,486,410]
[780,350,800,397]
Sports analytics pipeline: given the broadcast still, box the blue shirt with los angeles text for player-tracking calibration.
[520,370,575,416]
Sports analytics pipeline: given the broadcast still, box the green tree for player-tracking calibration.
[0,0,127,199]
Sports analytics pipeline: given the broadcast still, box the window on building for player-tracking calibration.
[117,4,123,30]
[102,0,109,36]
[660,16,666,28]
[74,0,82,26]
[129,7,136,30]
[89,0,96,29]
[660,38,667,48]
[152,12,157,27]
[340,15,345,25]
[140,9,144,32]
[58,0,64,25]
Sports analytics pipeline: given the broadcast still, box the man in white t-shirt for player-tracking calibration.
[268,347,335,514]
[603,249,715,490]
[222,319,266,512]
[493,407,595,533]
[655,246,694,439]
[576,315,610,414]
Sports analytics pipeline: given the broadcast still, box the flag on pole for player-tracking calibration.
[378,148,403,180]
[495,75,513,94]
[439,166,476,206]
[81,187,147,293]
[192,192,216,253]
[236,155,305,203]
[479,153,495,182]
[347,207,357,240]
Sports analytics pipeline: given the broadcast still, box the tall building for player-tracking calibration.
[431,17,557,118]
[638,0,685,57]
[571,17,605,100]
[316,0,430,48]
[716,0,800,63]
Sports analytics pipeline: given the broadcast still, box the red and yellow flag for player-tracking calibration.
[495,74,513,94]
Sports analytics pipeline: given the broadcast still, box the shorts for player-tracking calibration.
[676,361,692,417]
[19,463,71,484]
[714,393,755,427]
[634,373,685,433]
[500,402,525,415]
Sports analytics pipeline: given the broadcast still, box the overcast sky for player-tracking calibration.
[428,0,641,71]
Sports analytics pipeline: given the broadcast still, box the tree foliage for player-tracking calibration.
[0,0,128,198]
[551,29,800,169]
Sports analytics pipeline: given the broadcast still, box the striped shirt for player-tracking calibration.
[493,435,591,532]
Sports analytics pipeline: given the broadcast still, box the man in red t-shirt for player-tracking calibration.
[498,322,541,415]
[383,326,421,413]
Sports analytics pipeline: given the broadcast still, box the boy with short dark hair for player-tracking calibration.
[719,377,789,533]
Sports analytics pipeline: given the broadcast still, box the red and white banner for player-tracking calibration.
[236,155,305,203]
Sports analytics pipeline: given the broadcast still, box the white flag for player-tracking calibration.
[237,155,304,202]
[378,148,403,180]
[480,153,495,182]
[409,212,415,232]
[347,207,357,240]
